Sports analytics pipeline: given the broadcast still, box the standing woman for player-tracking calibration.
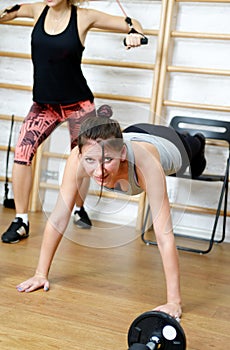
[0,1,145,243]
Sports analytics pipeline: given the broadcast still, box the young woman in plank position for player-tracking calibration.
[16,105,206,319]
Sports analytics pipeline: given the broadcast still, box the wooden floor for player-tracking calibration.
[0,205,229,350]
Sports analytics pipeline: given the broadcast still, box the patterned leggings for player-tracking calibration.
[14,100,96,166]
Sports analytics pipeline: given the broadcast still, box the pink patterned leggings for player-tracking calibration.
[14,100,96,166]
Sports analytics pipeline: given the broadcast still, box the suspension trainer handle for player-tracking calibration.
[0,4,20,18]
[123,17,148,46]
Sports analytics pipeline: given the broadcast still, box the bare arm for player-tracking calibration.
[134,143,182,318]
[16,148,87,292]
[87,9,143,33]
[78,8,145,48]
[0,2,44,22]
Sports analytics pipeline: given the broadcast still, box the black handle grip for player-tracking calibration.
[140,37,148,45]
[5,4,21,13]
[123,36,148,47]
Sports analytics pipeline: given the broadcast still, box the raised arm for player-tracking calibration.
[0,2,44,22]
[87,9,143,33]
[78,7,146,48]
[16,148,86,293]
[134,143,182,319]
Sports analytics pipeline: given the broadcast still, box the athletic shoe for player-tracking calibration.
[73,207,92,229]
[1,217,29,243]
[191,133,207,178]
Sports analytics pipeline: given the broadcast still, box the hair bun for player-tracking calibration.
[97,105,113,118]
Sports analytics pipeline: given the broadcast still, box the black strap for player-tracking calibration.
[125,16,133,27]
[5,4,20,14]
[125,16,143,36]
[124,17,148,45]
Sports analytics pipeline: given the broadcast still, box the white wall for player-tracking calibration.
[163,2,230,242]
[0,0,229,242]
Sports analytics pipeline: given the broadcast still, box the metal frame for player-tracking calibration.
[141,117,230,254]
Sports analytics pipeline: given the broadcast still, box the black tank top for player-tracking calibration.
[31,5,94,104]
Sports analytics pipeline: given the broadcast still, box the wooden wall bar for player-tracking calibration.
[153,0,230,230]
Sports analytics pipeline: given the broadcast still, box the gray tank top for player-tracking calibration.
[105,132,182,196]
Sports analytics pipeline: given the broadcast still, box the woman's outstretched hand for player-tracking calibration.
[124,33,144,49]
[153,302,182,320]
[16,273,49,293]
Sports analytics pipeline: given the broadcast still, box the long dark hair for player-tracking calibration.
[78,105,124,199]
[78,105,123,153]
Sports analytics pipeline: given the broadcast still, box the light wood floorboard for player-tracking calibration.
[0,206,229,349]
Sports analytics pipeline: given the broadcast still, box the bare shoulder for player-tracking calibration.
[64,147,89,187]
[61,147,81,184]
[17,2,45,20]
[77,7,109,44]
[33,2,46,11]
[77,7,127,32]
[32,2,46,20]
[77,7,99,29]
[68,146,80,164]
[77,7,100,19]
[77,8,95,18]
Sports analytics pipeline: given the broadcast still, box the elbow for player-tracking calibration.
[154,226,175,248]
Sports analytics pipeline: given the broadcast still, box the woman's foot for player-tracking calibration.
[191,133,206,178]
[1,217,29,243]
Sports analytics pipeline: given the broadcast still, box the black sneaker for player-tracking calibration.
[1,217,29,243]
[73,207,92,229]
[191,133,206,178]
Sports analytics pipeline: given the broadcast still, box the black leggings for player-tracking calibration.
[123,123,203,176]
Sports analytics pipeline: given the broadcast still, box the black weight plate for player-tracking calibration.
[128,311,186,350]
[129,345,149,350]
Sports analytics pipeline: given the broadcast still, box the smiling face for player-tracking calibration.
[77,114,125,190]
[80,139,126,187]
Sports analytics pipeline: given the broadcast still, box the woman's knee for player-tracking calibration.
[14,142,36,166]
